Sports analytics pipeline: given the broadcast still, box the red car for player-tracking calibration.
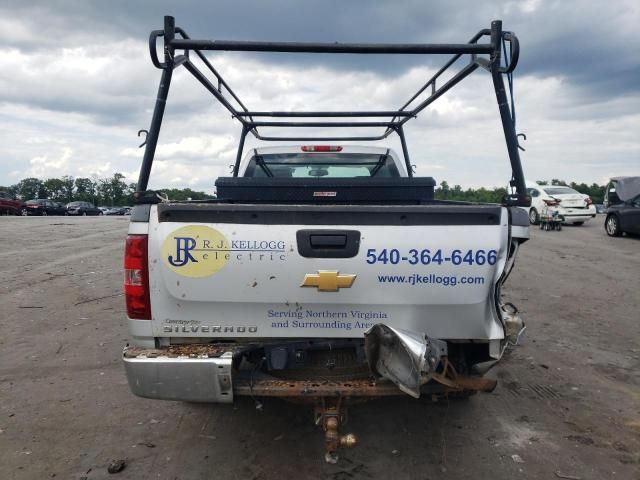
[0,190,26,215]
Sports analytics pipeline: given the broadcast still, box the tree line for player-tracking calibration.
[0,174,212,206]
[2,174,608,206]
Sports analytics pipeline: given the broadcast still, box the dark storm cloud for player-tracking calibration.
[3,0,638,95]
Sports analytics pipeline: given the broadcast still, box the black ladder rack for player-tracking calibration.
[137,16,527,207]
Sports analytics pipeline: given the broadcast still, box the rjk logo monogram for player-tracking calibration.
[168,237,198,267]
[161,226,229,278]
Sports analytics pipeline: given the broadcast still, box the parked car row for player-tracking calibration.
[525,182,597,226]
[521,178,640,238]
[0,192,132,217]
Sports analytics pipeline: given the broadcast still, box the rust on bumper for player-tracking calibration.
[233,373,496,398]
[123,344,233,359]
[124,344,497,398]
[233,376,405,397]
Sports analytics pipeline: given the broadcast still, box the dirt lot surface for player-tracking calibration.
[1,216,639,479]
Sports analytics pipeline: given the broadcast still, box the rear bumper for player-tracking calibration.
[123,342,499,403]
[562,214,596,224]
[123,346,234,403]
[559,207,597,223]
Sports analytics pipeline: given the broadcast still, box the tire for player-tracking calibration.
[528,208,539,225]
[20,208,28,216]
[42,210,47,216]
[574,222,584,226]
[82,211,87,217]
[605,214,622,237]
[98,211,103,216]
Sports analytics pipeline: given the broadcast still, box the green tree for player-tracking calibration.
[60,175,75,203]
[124,183,137,205]
[436,180,451,200]
[43,178,66,201]
[74,178,96,203]
[157,188,213,201]
[110,173,128,205]
[16,178,45,200]
[96,178,114,206]
[0,184,19,198]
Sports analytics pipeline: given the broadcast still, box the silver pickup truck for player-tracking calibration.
[123,16,529,462]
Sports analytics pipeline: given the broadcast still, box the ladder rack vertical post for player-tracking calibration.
[137,16,175,191]
[490,20,526,203]
[396,126,413,178]
[233,125,250,177]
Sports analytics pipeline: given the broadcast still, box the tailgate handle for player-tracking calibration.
[310,234,347,248]
[297,230,360,258]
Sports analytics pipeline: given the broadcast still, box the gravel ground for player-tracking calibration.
[0,215,638,480]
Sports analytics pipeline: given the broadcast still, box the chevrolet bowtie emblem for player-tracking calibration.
[300,270,357,292]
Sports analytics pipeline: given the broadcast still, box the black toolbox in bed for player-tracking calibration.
[214,177,437,204]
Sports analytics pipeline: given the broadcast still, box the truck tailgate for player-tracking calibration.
[148,203,509,340]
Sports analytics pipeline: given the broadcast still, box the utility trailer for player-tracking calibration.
[124,16,530,462]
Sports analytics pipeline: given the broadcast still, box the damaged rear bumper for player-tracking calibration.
[123,334,497,403]
[123,345,234,403]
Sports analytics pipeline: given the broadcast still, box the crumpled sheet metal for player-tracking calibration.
[364,324,448,398]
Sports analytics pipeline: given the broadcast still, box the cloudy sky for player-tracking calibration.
[0,0,638,192]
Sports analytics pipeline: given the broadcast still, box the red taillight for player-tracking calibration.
[301,145,343,152]
[124,234,151,320]
[543,198,560,206]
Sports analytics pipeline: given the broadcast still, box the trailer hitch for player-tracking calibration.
[314,397,357,464]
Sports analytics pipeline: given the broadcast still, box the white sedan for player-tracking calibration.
[526,185,597,225]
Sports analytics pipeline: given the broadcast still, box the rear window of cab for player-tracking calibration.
[244,153,400,178]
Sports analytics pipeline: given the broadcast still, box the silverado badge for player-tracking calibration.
[301,271,356,292]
